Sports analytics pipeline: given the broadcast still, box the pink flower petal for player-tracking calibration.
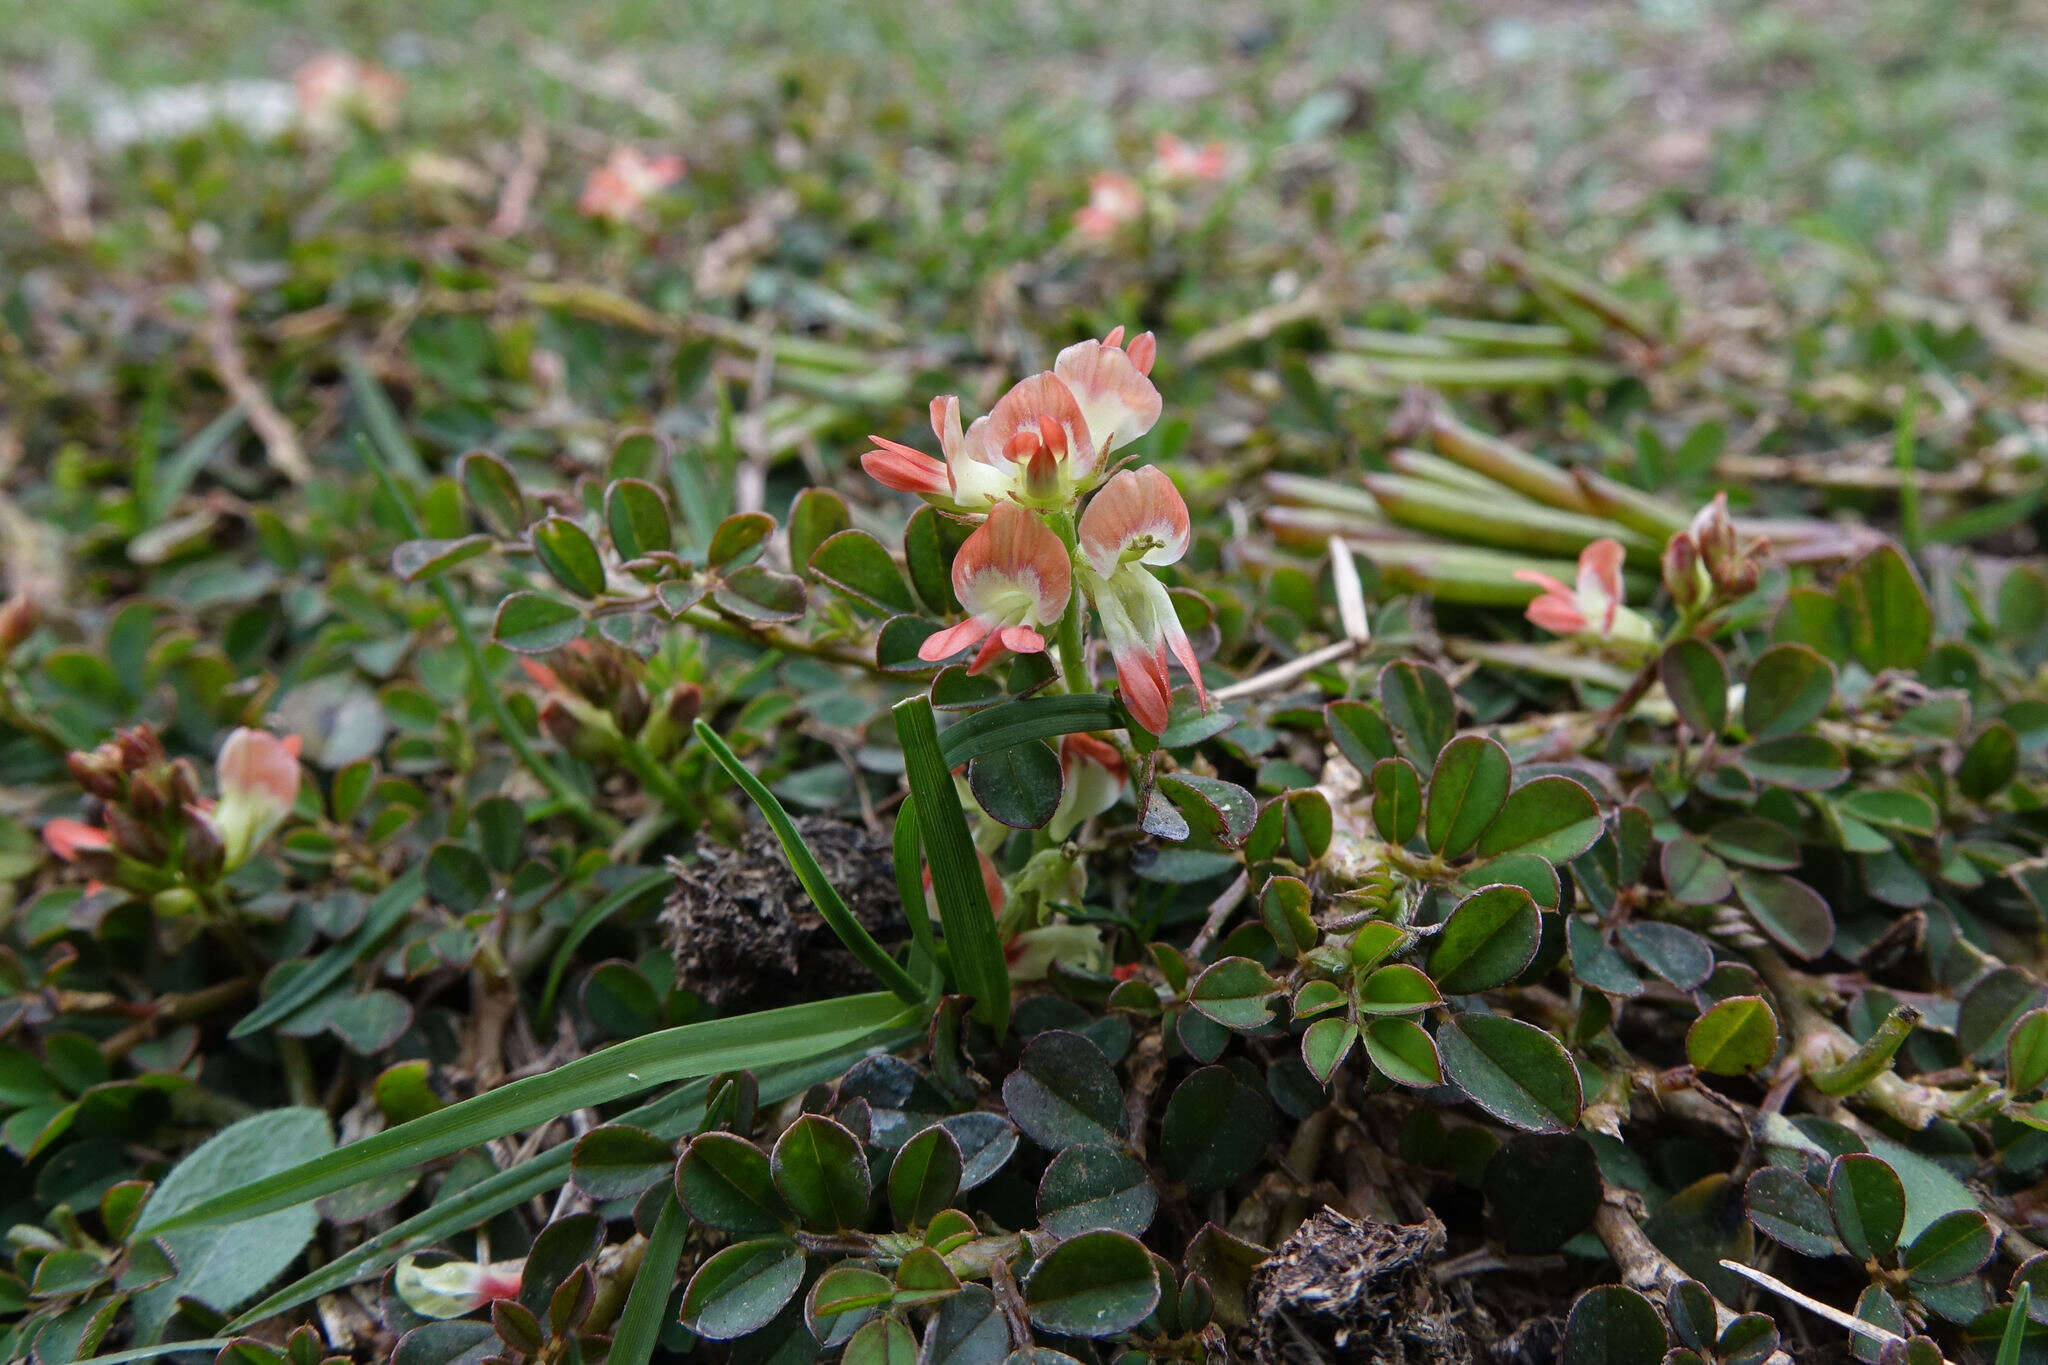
[1054,337,1162,461]
[918,617,993,664]
[1077,467,1190,576]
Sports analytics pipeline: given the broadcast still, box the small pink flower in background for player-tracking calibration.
[1074,171,1142,239]
[1514,539,1656,646]
[1078,467,1208,733]
[1047,733,1128,841]
[293,53,403,136]
[918,504,1072,674]
[43,817,111,863]
[213,728,302,869]
[1151,134,1228,182]
[579,147,685,223]
[863,329,1159,513]
[394,1255,524,1320]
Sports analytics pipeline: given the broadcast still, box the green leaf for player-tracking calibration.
[1370,758,1422,846]
[1437,1013,1582,1134]
[2009,1008,2048,1093]
[787,490,850,579]
[1686,995,1778,1075]
[897,696,1010,1033]
[1379,661,1457,765]
[1738,734,1849,791]
[1426,735,1512,858]
[1362,1017,1442,1087]
[492,592,584,653]
[1301,1018,1357,1084]
[1733,870,1834,959]
[1617,922,1715,990]
[1037,1144,1156,1238]
[1837,545,1933,673]
[1187,957,1284,1032]
[1156,774,1257,848]
[1562,1285,1667,1365]
[1160,1066,1276,1192]
[1705,816,1800,871]
[460,450,524,536]
[935,694,1125,767]
[772,1114,871,1230]
[920,1286,1009,1365]
[1660,834,1732,906]
[1902,1209,1996,1285]
[1742,643,1836,739]
[806,1264,891,1346]
[1326,700,1397,772]
[1001,1031,1126,1150]
[1745,1167,1837,1255]
[903,505,968,617]
[677,1131,792,1233]
[424,841,492,913]
[1839,790,1939,838]
[1960,968,2046,1061]
[1828,1153,1906,1263]
[1023,1231,1161,1338]
[1959,723,2019,799]
[679,1238,805,1341]
[605,479,672,559]
[531,516,608,598]
[1660,640,1728,736]
[711,565,806,623]
[392,535,494,584]
[1476,775,1602,863]
[889,1124,963,1230]
[969,741,1063,830]
[1429,884,1541,994]
[146,992,918,1234]
[568,1125,672,1201]
[811,529,918,614]
[132,1109,334,1338]
[1355,963,1441,1015]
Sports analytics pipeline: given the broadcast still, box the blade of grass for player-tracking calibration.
[536,868,673,1020]
[895,695,1009,1036]
[221,1033,911,1329]
[693,719,926,1005]
[144,991,922,1234]
[343,352,429,481]
[608,1192,689,1365]
[1997,1281,2032,1365]
[892,801,942,995]
[70,1341,236,1365]
[231,867,425,1039]
[357,434,618,840]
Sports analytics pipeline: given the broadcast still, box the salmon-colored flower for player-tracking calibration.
[1047,734,1128,841]
[1151,134,1228,183]
[1077,467,1208,734]
[579,147,684,223]
[213,729,302,868]
[919,504,1071,673]
[43,817,111,863]
[293,53,403,136]
[1074,172,1142,238]
[863,329,1159,513]
[1514,539,1656,646]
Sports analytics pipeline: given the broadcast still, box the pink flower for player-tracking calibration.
[1074,172,1142,238]
[293,53,403,136]
[213,728,302,868]
[43,817,111,863]
[579,148,684,223]
[1513,540,1656,646]
[863,329,1160,513]
[1047,734,1127,841]
[1077,467,1208,734]
[1151,134,1229,183]
[394,1255,524,1320]
[918,504,1072,674]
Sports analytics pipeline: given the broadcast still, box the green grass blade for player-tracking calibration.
[1997,1280,2032,1365]
[230,868,425,1039]
[144,992,923,1235]
[934,693,1124,767]
[343,352,429,481]
[693,719,926,1005]
[536,868,672,1020]
[892,801,942,994]
[894,695,1009,1036]
[223,1032,911,1329]
[71,1341,235,1365]
[608,1192,689,1365]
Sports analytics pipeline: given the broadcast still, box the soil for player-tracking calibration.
[1249,1209,1475,1365]
[661,816,905,1012]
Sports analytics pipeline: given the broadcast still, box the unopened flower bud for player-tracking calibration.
[613,678,650,738]
[67,751,124,802]
[539,695,621,763]
[153,887,201,917]
[116,725,165,772]
[106,805,165,863]
[0,593,36,654]
[127,770,171,823]
[167,757,204,811]
[1661,532,1707,612]
[180,805,226,882]
[1689,492,1737,578]
[635,683,702,760]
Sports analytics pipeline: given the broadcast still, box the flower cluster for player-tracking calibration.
[1662,492,1765,615]
[45,724,300,896]
[579,147,684,223]
[862,329,1209,733]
